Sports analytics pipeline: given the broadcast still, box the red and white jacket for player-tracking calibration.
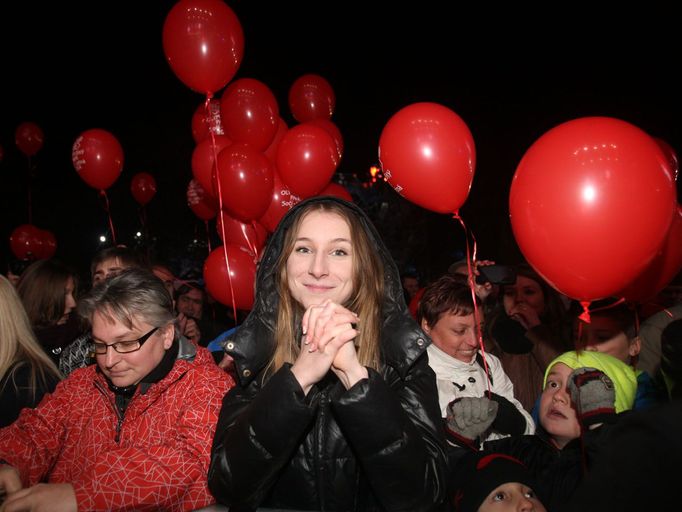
[0,341,234,511]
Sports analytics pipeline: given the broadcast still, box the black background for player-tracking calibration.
[1,2,680,284]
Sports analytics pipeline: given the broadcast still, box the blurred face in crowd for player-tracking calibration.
[539,363,581,449]
[421,310,482,363]
[152,265,175,300]
[177,287,204,320]
[578,315,639,365]
[58,276,77,325]
[92,257,126,286]
[92,310,173,388]
[286,210,354,309]
[478,482,547,512]
[503,276,545,317]
[402,276,419,300]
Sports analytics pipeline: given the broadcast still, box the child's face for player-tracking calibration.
[478,482,547,512]
[539,363,581,448]
[577,315,639,365]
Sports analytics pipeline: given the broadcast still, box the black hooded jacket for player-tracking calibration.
[208,197,447,511]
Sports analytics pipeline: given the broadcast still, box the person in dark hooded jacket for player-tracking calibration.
[208,197,447,512]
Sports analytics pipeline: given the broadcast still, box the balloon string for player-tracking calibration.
[99,190,117,245]
[206,94,238,326]
[204,220,213,253]
[26,155,34,225]
[452,211,491,396]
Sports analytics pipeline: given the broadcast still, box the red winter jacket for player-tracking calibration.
[0,341,234,511]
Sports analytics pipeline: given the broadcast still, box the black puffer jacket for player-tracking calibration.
[208,197,447,512]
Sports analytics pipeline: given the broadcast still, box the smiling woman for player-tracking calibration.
[209,196,447,512]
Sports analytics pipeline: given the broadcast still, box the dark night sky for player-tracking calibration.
[1,2,680,282]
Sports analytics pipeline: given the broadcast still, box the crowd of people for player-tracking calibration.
[1,196,680,511]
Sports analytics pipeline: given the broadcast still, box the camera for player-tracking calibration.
[475,265,517,285]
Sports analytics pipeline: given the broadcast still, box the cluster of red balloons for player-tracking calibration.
[9,224,57,260]
[510,117,679,303]
[15,122,44,157]
[72,129,124,190]
[379,102,476,214]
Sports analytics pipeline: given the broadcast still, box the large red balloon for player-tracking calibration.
[191,134,232,197]
[131,172,157,206]
[216,212,268,254]
[162,0,244,95]
[263,117,288,164]
[308,118,343,161]
[191,99,224,143]
[288,74,335,123]
[619,205,682,302]
[15,122,44,157]
[220,78,279,151]
[379,102,476,213]
[319,182,353,202]
[187,179,218,220]
[72,129,124,190]
[215,143,274,222]
[276,123,339,198]
[9,224,43,259]
[510,117,677,302]
[259,172,301,232]
[203,245,256,310]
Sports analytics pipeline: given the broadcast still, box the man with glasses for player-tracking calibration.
[0,268,235,511]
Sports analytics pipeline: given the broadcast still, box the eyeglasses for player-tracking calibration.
[92,326,159,355]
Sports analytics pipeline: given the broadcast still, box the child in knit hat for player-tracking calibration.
[452,452,547,512]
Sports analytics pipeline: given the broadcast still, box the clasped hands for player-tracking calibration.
[291,299,368,394]
[0,465,76,512]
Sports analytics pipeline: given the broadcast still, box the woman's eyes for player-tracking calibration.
[331,249,348,256]
[294,246,312,254]
[294,246,348,256]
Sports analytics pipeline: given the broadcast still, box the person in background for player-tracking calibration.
[16,259,85,371]
[209,197,447,512]
[401,265,421,303]
[452,452,547,512]
[90,245,145,287]
[175,279,229,347]
[487,263,573,411]
[0,268,235,511]
[151,262,176,302]
[0,275,61,427]
[417,273,534,448]
[5,258,31,287]
[577,298,663,409]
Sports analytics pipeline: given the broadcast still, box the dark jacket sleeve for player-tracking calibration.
[331,355,448,512]
[208,364,316,509]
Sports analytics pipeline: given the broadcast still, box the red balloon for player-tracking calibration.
[131,172,157,206]
[263,118,288,164]
[379,102,476,213]
[619,205,682,302]
[191,134,232,197]
[162,0,244,95]
[220,78,279,151]
[510,117,677,302]
[288,74,335,123]
[307,118,343,161]
[72,129,124,190]
[203,245,256,310]
[259,172,301,232]
[9,224,42,259]
[277,123,339,198]
[187,179,218,220]
[653,137,678,182]
[15,122,44,157]
[215,143,274,222]
[191,99,224,143]
[319,182,353,202]
[216,212,268,254]
[35,230,57,259]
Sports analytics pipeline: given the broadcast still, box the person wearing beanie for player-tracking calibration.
[453,452,547,512]
[447,350,638,511]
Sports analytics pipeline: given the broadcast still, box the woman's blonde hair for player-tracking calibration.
[0,275,62,400]
[268,201,384,375]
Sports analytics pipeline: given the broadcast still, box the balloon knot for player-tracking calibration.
[578,301,591,323]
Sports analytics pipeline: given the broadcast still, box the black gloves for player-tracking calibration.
[489,393,526,435]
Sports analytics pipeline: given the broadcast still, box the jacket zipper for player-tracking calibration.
[94,380,124,443]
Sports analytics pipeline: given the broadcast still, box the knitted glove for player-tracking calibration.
[567,367,616,428]
[445,396,499,447]
[489,393,527,435]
